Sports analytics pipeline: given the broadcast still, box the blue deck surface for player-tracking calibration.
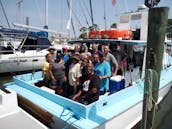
[4,57,172,129]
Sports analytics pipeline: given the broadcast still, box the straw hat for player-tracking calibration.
[70,55,80,61]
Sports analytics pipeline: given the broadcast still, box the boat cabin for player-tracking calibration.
[69,39,146,87]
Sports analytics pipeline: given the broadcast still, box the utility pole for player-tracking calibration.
[141,7,169,129]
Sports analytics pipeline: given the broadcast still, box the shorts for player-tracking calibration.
[51,78,64,88]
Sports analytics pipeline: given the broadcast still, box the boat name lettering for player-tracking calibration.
[13,59,27,62]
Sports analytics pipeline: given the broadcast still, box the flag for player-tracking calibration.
[112,0,116,6]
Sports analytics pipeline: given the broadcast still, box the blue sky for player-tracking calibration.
[1,0,172,37]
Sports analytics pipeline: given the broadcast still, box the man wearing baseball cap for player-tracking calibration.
[62,46,69,62]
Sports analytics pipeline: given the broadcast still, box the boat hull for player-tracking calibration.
[96,81,172,129]
[0,50,48,73]
[4,63,172,129]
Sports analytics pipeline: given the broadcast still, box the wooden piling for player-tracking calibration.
[141,7,169,129]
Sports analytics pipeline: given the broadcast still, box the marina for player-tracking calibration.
[1,0,172,129]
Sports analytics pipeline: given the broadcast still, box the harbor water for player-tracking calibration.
[0,74,172,128]
[132,87,172,129]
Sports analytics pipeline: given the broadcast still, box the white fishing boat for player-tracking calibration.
[3,43,172,129]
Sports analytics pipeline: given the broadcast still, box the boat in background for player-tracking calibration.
[0,0,70,74]
[0,26,28,49]
[0,23,54,74]
[0,26,71,74]
[0,87,48,129]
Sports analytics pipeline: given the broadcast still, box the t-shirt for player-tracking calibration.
[62,54,69,62]
[51,60,65,80]
[80,66,89,84]
[68,63,82,86]
[94,61,111,92]
[42,61,50,80]
[105,53,118,73]
[79,74,101,103]
[111,50,122,70]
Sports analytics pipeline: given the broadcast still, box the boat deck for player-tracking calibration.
[0,109,47,129]
[3,57,172,129]
[5,78,145,129]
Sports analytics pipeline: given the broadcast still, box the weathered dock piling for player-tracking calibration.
[142,7,169,129]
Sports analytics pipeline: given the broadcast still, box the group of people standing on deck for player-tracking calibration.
[42,43,121,105]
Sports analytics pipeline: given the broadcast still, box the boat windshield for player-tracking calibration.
[19,37,51,51]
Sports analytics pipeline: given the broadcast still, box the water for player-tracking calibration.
[155,88,172,129]
[0,74,172,128]
[0,73,13,86]
[132,87,172,129]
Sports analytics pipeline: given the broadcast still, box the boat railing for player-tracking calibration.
[18,33,29,51]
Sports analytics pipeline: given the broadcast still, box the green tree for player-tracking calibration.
[79,27,87,39]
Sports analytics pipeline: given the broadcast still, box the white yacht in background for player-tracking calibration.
[0,29,51,73]
[0,0,70,74]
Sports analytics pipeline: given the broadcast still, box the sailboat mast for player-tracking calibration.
[44,0,48,29]
[103,0,107,30]
[89,0,94,26]
[67,0,72,39]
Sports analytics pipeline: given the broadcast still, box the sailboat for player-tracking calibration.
[0,0,69,74]
[0,29,51,73]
